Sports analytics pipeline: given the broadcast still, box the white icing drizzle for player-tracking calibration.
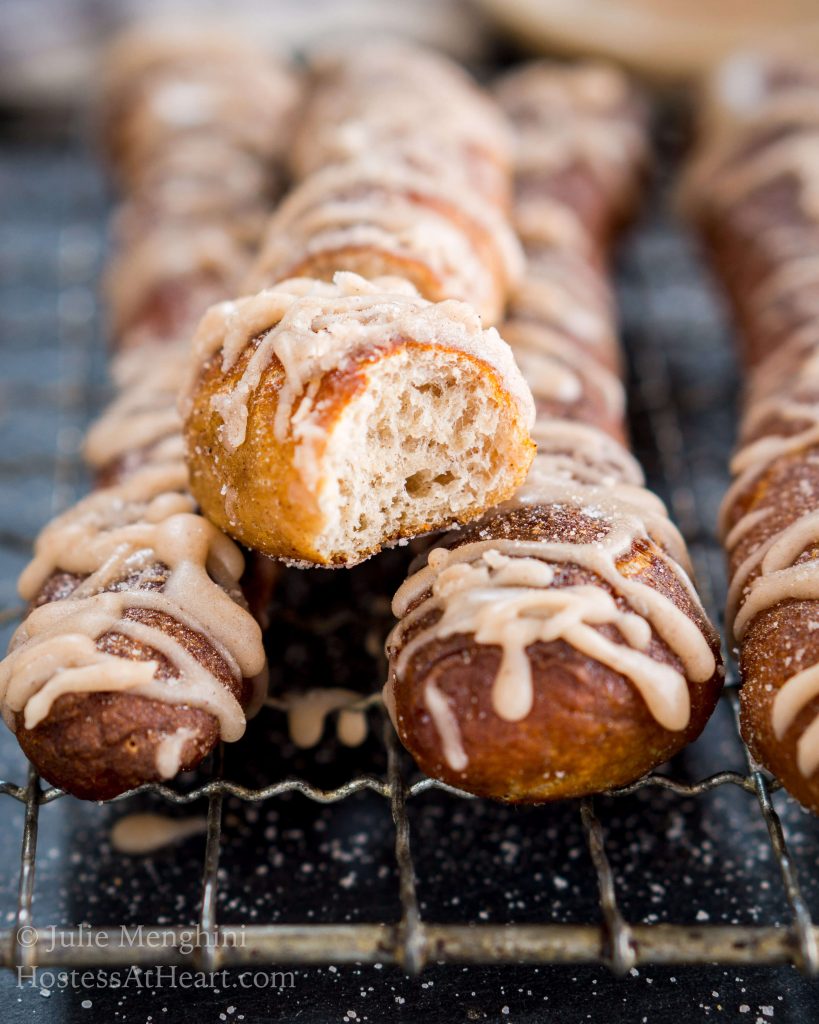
[527,420,644,486]
[772,664,819,777]
[724,506,773,552]
[0,31,300,792]
[720,395,819,776]
[182,272,535,490]
[84,343,190,469]
[510,275,615,350]
[732,511,819,642]
[387,441,715,768]
[496,63,642,165]
[513,343,582,405]
[120,67,295,166]
[117,138,272,220]
[496,62,647,241]
[386,452,712,741]
[690,51,819,210]
[177,40,531,580]
[1,454,264,738]
[720,385,819,544]
[749,255,819,331]
[732,421,819,478]
[265,44,524,322]
[105,28,301,179]
[697,66,819,777]
[504,320,624,418]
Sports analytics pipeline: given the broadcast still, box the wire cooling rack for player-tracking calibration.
[1,128,819,981]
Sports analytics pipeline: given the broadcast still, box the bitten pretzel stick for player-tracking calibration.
[180,272,534,568]
[182,43,535,569]
[0,30,300,800]
[684,53,819,813]
[385,63,723,803]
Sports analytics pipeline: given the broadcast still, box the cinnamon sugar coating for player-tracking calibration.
[686,51,819,812]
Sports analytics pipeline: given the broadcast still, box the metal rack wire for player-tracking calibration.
[1,140,818,979]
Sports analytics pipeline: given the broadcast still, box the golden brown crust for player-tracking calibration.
[17,695,217,801]
[396,640,718,803]
[391,517,721,802]
[186,344,326,563]
[266,246,451,310]
[185,335,534,566]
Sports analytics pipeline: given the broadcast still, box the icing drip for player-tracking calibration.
[267,689,380,749]
[110,812,207,855]
[424,681,468,772]
[155,726,198,778]
[772,664,819,777]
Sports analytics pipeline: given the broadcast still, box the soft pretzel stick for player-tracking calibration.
[684,52,819,813]
[0,30,300,799]
[385,63,723,802]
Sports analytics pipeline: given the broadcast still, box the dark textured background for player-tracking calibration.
[1,116,819,1022]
